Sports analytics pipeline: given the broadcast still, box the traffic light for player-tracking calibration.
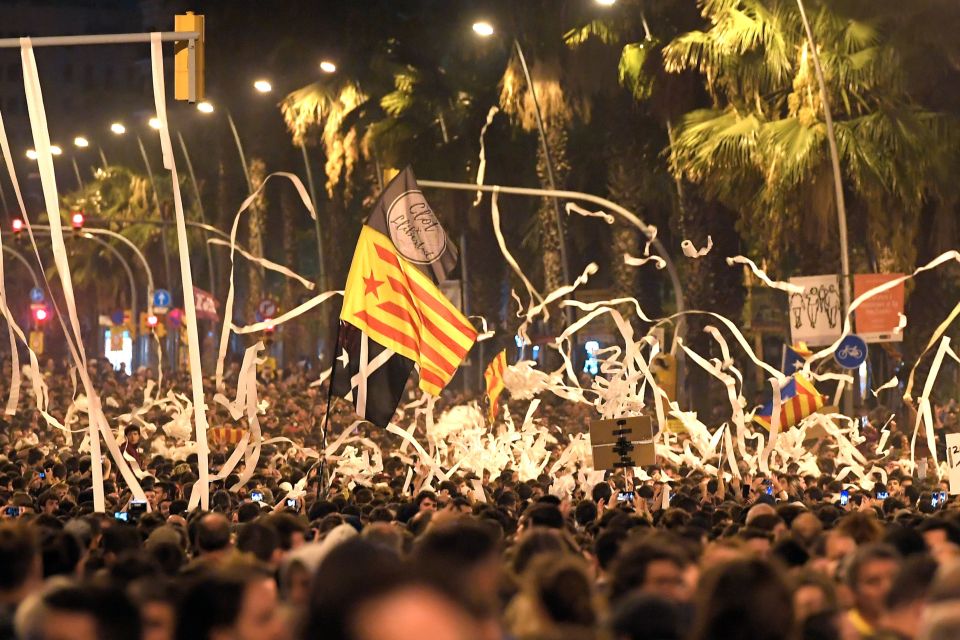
[70,211,84,231]
[33,306,47,323]
[174,12,205,102]
[11,219,23,237]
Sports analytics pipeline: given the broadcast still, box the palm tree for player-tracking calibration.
[661,0,958,275]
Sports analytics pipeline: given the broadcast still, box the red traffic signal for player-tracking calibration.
[146,314,158,328]
[33,307,48,322]
[11,219,23,235]
[70,211,84,230]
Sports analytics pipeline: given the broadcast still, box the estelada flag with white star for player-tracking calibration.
[331,166,477,427]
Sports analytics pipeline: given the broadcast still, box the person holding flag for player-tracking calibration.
[330,167,478,427]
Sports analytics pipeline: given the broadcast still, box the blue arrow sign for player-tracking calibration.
[153,289,171,309]
[29,287,44,304]
[834,334,868,369]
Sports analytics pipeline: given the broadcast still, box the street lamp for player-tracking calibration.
[110,122,126,135]
[73,136,89,148]
[148,117,161,130]
[197,101,214,114]
[25,149,37,160]
[470,22,573,297]
[472,21,495,37]
[253,79,272,93]
[319,60,337,73]
[50,145,62,156]
[595,0,617,5]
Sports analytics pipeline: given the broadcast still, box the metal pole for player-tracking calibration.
[1,246,40,288]
[83,233,138,369]
[419,179,686,341]
[0,31,198,48]
[98,146,108,169]
[796,0,853,412]
[177,131,217,295]
[71,157,84,190]
[136,134,173,291]
[226,111,252,192]
[300,144,325,289]
[513,39,572,293]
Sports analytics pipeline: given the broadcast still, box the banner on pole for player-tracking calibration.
[193,287,219,321]
[788,275,842,347]
[853,273,904,343]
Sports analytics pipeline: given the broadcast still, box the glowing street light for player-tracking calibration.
[319,60,337,73]
[50,145,62,156]
[197,101,214,114]
[595,0,617,5]
[472,21,495,37]
[25,149,37,160]
[253,79,272,93]
[148,116,161,130]
[110,122,126,135]
[74,136,89,148]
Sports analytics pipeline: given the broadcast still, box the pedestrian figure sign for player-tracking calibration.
[788,275,842,347]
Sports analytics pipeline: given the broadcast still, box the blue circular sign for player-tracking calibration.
[153,289,172,309]
[834,335,868,369]
[110,310,124,326]
[29,287,44,304]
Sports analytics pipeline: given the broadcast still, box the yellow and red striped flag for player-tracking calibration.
[484,350,507,422]
[753,374,825,430]
[332,167,477,426]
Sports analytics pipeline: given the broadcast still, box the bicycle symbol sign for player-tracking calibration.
[834,335,868,369]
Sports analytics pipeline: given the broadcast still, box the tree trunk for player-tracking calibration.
[246,158,267,321]
[535,124,569,296]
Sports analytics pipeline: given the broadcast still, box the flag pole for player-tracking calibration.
[317,321,340,498]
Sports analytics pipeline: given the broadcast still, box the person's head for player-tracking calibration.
[844,543,901,623]
[688,558,793,640]
[0,522,41,602]
[32,582,141,640]
[303,537,475,640]
[884,555,937,626]
[522,553,596,630]
[791,569,837,621]
[414,491,437,513]
[176,559,284,640]
[413,518,501,605]
[917,518,960,550]
[609,539,689,604]
[195,513,232,555]
[236,521,281,565]
[128,579,181,640]
[124,425,141,446]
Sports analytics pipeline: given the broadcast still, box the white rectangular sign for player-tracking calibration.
[789,275,843,347]
[947,433,960,495]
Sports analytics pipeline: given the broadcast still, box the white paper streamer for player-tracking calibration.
[565,202,614,225]
[207,238,315,290]
[150,33,212,509]
[624,253,666,270]
[681,236,712,258]
[472,106,499,206]
[725,256,804,294]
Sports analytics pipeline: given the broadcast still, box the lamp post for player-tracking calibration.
[472,21,572,294]
[795,0,853,412]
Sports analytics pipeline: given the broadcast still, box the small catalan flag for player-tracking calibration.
[484,350,507,422]
[753,374,824,430]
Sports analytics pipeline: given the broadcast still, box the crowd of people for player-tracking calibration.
[0,359,957,640]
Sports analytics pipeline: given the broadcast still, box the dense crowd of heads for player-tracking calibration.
[0,360,957,639]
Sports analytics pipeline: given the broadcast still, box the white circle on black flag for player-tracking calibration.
[385,190,446,265]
